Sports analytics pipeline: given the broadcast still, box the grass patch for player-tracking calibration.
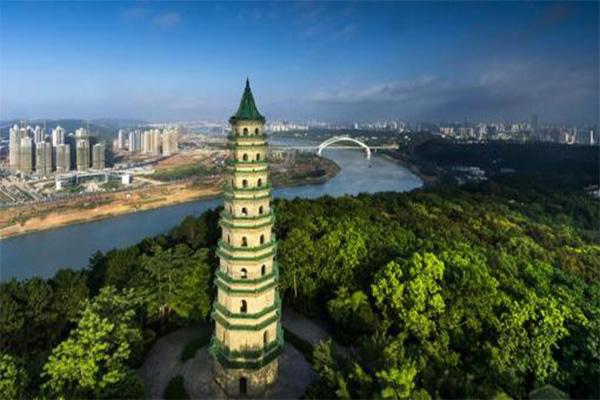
[164,375,189,400]
[180,331,211,362]
[283,327,314,362]
[153,165,220,181]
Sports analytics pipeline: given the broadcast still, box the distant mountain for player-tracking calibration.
[0,118,148,140]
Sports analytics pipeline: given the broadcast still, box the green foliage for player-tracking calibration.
[327,288,377,343]
[0,353,28,399]
[272,183,599,399]
[134,245,212,322]
[376,364,419,399]
[164,375,189,400]
[180,332,211,362]
[100,370,145,399]
[42,287,142,398]
[372,254,445,340]
[0,270,88,358]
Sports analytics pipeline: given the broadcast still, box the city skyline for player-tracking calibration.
[1,1,598,124]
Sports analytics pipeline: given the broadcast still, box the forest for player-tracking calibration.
[1,168,598,399]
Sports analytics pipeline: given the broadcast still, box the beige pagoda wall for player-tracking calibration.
[224,198,271,218]
[232,121,263,136]
[214,358,278,397]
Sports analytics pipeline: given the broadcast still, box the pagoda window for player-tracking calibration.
[243,128,248,135]
[241,268,248,279]
[263,331,268,344]
[261,264,266,276]
[229,206,233,214]
[255,128,259,135]
[258,206,264,215]
[240,300,247,313]
[242,153,248,161]
[242,207,248,216]
[227,235,231,244]
[260,234,265,244]
[242,179,248,188]
[257,178,262,187]
[241,237,248,247]
[256,153,260,160]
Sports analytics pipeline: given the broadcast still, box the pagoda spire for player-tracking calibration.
[229,78,265,123]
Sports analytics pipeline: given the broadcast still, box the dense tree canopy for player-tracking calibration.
[0,169,597,398]
[271,180,599,399]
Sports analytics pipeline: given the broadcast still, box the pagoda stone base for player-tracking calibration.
[214,359,278,397]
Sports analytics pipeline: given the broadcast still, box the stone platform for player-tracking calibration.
[138,324,316,399]
[182,344,316,399]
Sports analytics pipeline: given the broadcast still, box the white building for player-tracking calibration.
[128,130,141,152]
[117,129,126,149]
[52,126,66,146]
[19,137,34,175]
[55,143,71,174]
[35,142,52,177]
[33,125,45,143]
[76,138,90,172]
[92,143,106,170]
[9,124,22,173]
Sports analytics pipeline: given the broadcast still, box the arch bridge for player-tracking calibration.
[317,136,371,160]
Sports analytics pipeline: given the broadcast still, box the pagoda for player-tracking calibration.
[210,79,282,396]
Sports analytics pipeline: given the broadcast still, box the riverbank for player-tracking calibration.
[0,157,340,240]
[379,150,440,187]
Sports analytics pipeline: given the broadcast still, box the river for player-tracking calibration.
[0,140,422,281]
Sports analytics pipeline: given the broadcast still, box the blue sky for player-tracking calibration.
[1,1,598,124]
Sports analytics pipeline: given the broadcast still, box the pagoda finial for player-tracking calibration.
[229,78,265,123]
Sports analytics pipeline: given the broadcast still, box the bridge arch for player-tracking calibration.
[317,136,371,160]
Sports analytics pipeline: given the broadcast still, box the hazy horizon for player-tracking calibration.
[1,1,598,125]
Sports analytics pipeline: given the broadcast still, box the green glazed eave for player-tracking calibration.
[229,79,266,124]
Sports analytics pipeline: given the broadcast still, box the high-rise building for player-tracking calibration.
[141,130,150,154]
[75,128,89,139]
[171,128,179,154]
[76,138,90,172]
[140,129,161,155]
[161,128,180,156]
[35,142,52,177]
[128,130,141,152]
[52,126,65,146]
[33,125,45,143]
[92,143,106,170]
[9,124,22,173]
[117,129,126,149]
[531,114,539,140]
[152,129,161,155]
[19,137,34,175]
[55,144,71,174]
[211,80,281,396]
[161,130,172,156]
